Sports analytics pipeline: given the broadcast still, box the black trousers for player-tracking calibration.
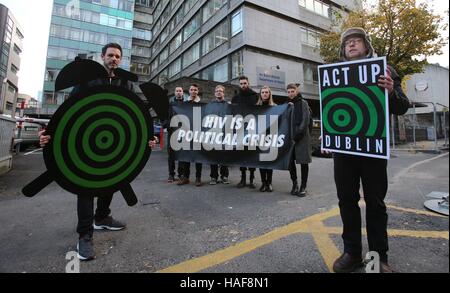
[180,161,202,179]
[259,169,273,184]
[210,165,229,179]
[289,157,309,186]
[168,148,182,177]
[240,167,256,174]
[334,154,389,262]
[77,194,113,237]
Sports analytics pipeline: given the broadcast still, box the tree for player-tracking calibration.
[319,0,448,78]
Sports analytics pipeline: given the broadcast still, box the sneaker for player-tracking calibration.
[94,216,126,231]
[221,177,230,185]
[77,235,95,261]
[210,178,218,185]
[167,175,175,183]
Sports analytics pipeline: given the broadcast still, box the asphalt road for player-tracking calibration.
[0,148,448,273]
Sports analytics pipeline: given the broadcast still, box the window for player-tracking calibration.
[169,33,183,54]
[303,62,318,84]
[183,12,201,39]
[183,42,200,68]
[168,58,182,77]
[151,59,159,73]
[203,0,227,23]
[231,9,243,36]
[13,44,22,55]
[16,29,24,39]
[201,58,228,82]
[231,50,243,79]
[132,45,151,57]
[133,28,152,41]
[159,47,169,64]
[45,69,60,82]
[131,63,150,75]
[10,64,19,75]
[299,0,330,18]
[300,27,321,47]
[184,0,199,15]
[202,20,229,56]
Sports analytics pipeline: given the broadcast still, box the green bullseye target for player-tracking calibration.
[22,85,153,205]
[322,86,386,138]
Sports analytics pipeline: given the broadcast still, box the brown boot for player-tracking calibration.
[177,178,190,186]
[332,253,363,273]
[380,262,394,273]
[195,177,203,187]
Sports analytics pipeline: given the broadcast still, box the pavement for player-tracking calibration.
[0,145,448,273]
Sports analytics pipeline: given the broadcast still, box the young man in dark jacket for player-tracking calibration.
[331,28,410,273]
[39,43,141,261]
[209,85,230,185]
[166,87,185,183]
[231,76,259,188]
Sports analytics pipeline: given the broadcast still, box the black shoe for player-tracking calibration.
[259,183,267,192]
[291,181,299,195]
[167,175,175,183]
[94,216,126,231]
[266,184,273,192]
[333,253,363,273]
[195,177,203,187]
[248,178,256,189]
[77,235,95,261]
[237,173,246,188]
[209,178,218,185]
[221,177,230,185]
[297,186,307,197]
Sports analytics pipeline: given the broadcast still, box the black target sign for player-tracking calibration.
[319,57,390,159]
[23,85,153,206]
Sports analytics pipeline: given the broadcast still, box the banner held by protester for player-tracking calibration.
[169,103,294,170]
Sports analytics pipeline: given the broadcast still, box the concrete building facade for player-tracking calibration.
[0,4,24,117]
[147,0,361,115]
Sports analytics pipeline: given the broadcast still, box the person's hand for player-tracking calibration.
[39,130,51,147]
[148,136,159,149]
[378,68,394,95]
[319,136,332,155]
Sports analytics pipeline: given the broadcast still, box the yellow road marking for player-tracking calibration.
[387,205,448,218]
[157,205,448,273]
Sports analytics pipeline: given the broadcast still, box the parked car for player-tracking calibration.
[13,121,47,151]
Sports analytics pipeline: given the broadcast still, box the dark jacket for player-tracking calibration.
[71,75,135,96]
[387,65,410,115]
[231,88,258,106]
[283,94,312,164]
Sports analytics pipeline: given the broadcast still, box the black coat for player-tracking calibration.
[231,89,258,106]
[283,95,312,164]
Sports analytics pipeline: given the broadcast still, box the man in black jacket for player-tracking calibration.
[167,86,185,183]
[231,76,258,188]
[39,43,143,261]
[331,28,410,273]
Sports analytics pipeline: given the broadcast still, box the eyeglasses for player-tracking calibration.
[344,38,364,46]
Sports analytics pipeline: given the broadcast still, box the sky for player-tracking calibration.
[0,0,448,99]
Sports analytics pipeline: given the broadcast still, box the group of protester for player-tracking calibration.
[165,77,312,198]
[39,27,410,274]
